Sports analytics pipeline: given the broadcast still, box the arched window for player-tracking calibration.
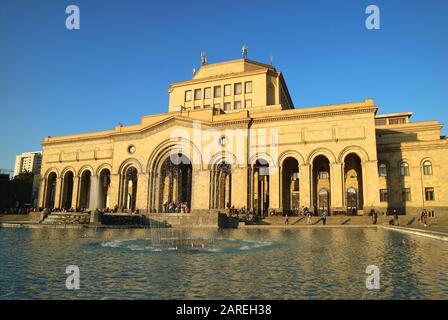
[378,163,387,177]
[423,161,433,175]
[400,162,410,176]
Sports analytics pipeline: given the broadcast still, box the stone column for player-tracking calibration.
[71,175,79,210]
[269,166,280,212]
[330,162,344,213]
[136,173,148,212]
[190,166,210,210]
[108,174,120,210]
[88,175,99,210]
[247,166,253,210]
[299,164,311,209]
[38,177,46,209]
[54,177,62,209]
[362,160,379,212]
[231,167,248,208]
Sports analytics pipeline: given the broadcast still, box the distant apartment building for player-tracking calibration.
[14,151,42,177]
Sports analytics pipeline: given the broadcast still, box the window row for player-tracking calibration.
[193,100,253,111]
[185,81,252,102]
[379,187,435,202]
[378,160,433,177]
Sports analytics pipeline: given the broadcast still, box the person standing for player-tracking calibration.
[320,209,328,225]
[423,209,428,227]
[284,212,289,225]
[306,209,312,225]
[371,209,378,225]
[393,209,399,226]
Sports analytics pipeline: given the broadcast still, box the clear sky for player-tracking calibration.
[0,0,447,169]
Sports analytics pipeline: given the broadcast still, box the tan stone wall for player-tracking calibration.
[36,59,447,218]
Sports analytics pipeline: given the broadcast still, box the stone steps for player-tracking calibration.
[42,213,90,225]
[263,215,392,226]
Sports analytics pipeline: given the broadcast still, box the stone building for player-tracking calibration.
[37,58,448,217]
[14,151,42,177]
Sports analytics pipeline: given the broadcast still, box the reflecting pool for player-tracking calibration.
[1,227,447,299]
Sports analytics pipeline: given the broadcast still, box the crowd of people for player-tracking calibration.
[0,207,35,214]
[162,201,190,213]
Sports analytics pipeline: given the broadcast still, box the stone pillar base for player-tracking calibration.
[90,210,100,224]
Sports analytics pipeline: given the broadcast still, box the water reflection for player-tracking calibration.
[0,227,447,299]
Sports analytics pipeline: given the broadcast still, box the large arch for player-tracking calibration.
[117,158,143,175]
[278,150,305,167]
[147,138,203,173]
[147,140,200,213]
[208,151,241,169]
[95,163,112,177]
[307,148,337,165]
[78,169,92,210]
[249,152,277,168]
[98,168,111,210]
[338,145,370,163]
[281,157,300,213]
[157,153,192,212]
[61,170,75,210]
[210,161,232,209]
[312,155,331,215]
[343,153,364,214]
[119,164,138,211]
[44,171,58,209]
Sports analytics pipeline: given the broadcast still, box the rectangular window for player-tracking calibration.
[234,82,242,95]
[425,187,435,201]
[245,99,252,108]
[185,90,192,102]
[380,189,388,202]
[389,117,406,125]
[214,86,221,98]
[234,101,241,110]
[375,119,387,126]
[204,104,210,108]
[224,84,231,96]
[245,81,253,93]
[194,89,202,100]
[402,188,411,202]
[213,103,221,109]
[223,102,231,111]
[194,105,200,110]
[204,87,211,99]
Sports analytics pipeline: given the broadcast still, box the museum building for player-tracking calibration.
[37,57,448,216]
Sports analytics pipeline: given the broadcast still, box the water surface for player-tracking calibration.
[0,227,447,299]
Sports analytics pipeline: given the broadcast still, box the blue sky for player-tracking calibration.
[0,0,447,169]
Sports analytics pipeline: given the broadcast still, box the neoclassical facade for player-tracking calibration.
[37,58,448,216]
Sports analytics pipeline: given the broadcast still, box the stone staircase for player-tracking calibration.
[263,215,392,226]
[41,212,90,225]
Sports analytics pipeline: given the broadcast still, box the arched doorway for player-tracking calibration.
[313,155,331,215]
[344,153,363,215]
[282,157,299,213]
[61,171,74,210]
[44,172,57,209]
[99,169,111,210]
[158,154,192,212]
[318,188,329,213]
[253,159,269,215]
[121,166,138,211]
[211,162,231,209]
[347,187,357,215]
[79,170,91,210]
